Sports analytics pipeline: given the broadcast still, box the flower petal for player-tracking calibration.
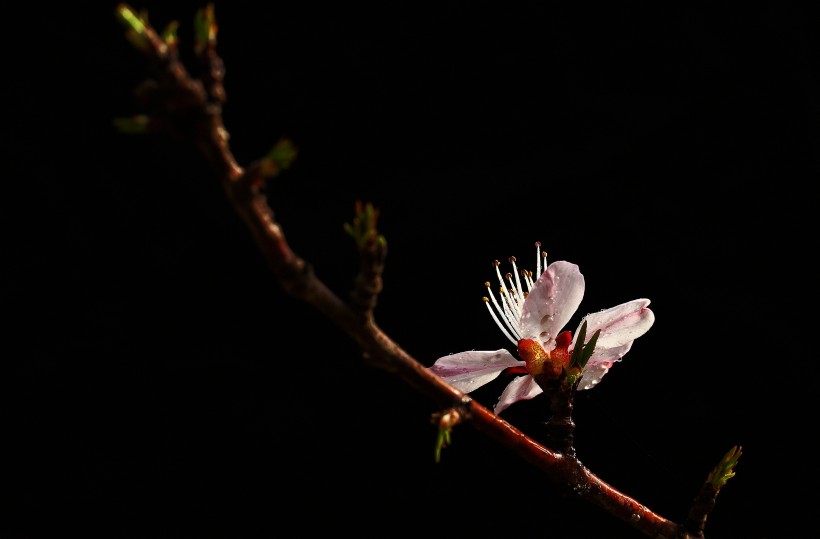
[577,363,612,390]
[577,342,632,389]
[494,375,542,415]
[586,341,632,367]
[575,300,655,390]
[574,299,654,350]
[428,349,523,393]
[519,261,584,350]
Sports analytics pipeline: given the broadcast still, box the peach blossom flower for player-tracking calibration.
[429,243,655,415]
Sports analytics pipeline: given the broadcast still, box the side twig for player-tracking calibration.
[113,5,737,538]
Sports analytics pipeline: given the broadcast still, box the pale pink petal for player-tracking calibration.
[574,299,654,350]
[586,341,632,367]
[428,349,523,393]
[519,261,584,349]
[577,363,612,390]
[494,375,543,415]
[578,316,649,390]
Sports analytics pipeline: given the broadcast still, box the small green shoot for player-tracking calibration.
[432,409,462,463]
[162,20,179,49]
[115,3,153,53]
[344,201,384,251]
[259,138,298,177]
[112,115,150,134]
[708,445,742,489]
[194,3,217,55]
[434,426,452,464]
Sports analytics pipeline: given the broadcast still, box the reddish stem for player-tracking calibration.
[116,12,711,538]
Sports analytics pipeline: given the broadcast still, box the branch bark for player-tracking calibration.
[112,5,727,537]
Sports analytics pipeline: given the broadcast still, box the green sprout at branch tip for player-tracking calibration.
[708,445,742,489]
[432,409,463,464]
[344,201,384,251]
[434,427,452,464]
[162,20,179,49]
[260,138,298,177]
[194,3,218,54]
[115,3,152,53]
[113,115,150,134]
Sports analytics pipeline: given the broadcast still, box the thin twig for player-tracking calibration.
[112,5,737,537]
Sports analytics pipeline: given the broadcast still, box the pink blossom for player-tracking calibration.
[429,243,655,415]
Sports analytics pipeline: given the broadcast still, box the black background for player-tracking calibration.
[3,2,817,538]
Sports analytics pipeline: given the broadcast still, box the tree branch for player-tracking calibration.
[113,4,736,537]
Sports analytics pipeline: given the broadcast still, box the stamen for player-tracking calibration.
[495,266,517,310]
[482,244,550,345]
[509,256,525,304]
[504,272,523,317]
[495,263,523,319]
[485,282,520,339]
[499,287,521,331]
[523,269,534,291]
[504,272,515,293]
[493,260,507,298]
[483,297,517,345]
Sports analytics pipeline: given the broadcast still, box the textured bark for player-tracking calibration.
[112,6,729,537]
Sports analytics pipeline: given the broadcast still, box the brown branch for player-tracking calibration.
[113,5,731,538]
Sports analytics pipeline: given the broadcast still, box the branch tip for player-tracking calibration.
[708,445,742,489]
[259,138,298,178]
[194,3,218,55]
[431,406,468,463]
[116,3,166,56]
[344,200,382,252]
[112,114,150,134]
[162,20,180,50]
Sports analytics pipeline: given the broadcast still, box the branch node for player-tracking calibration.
[345,201,387,316]
[430,398,472,463]
[684,445,742,537]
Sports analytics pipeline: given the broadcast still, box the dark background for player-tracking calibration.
[3,1,817,537]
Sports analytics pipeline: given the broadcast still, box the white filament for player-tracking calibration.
[485,284,520,340]
[484,300,518,345]
[483,244,548,345]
